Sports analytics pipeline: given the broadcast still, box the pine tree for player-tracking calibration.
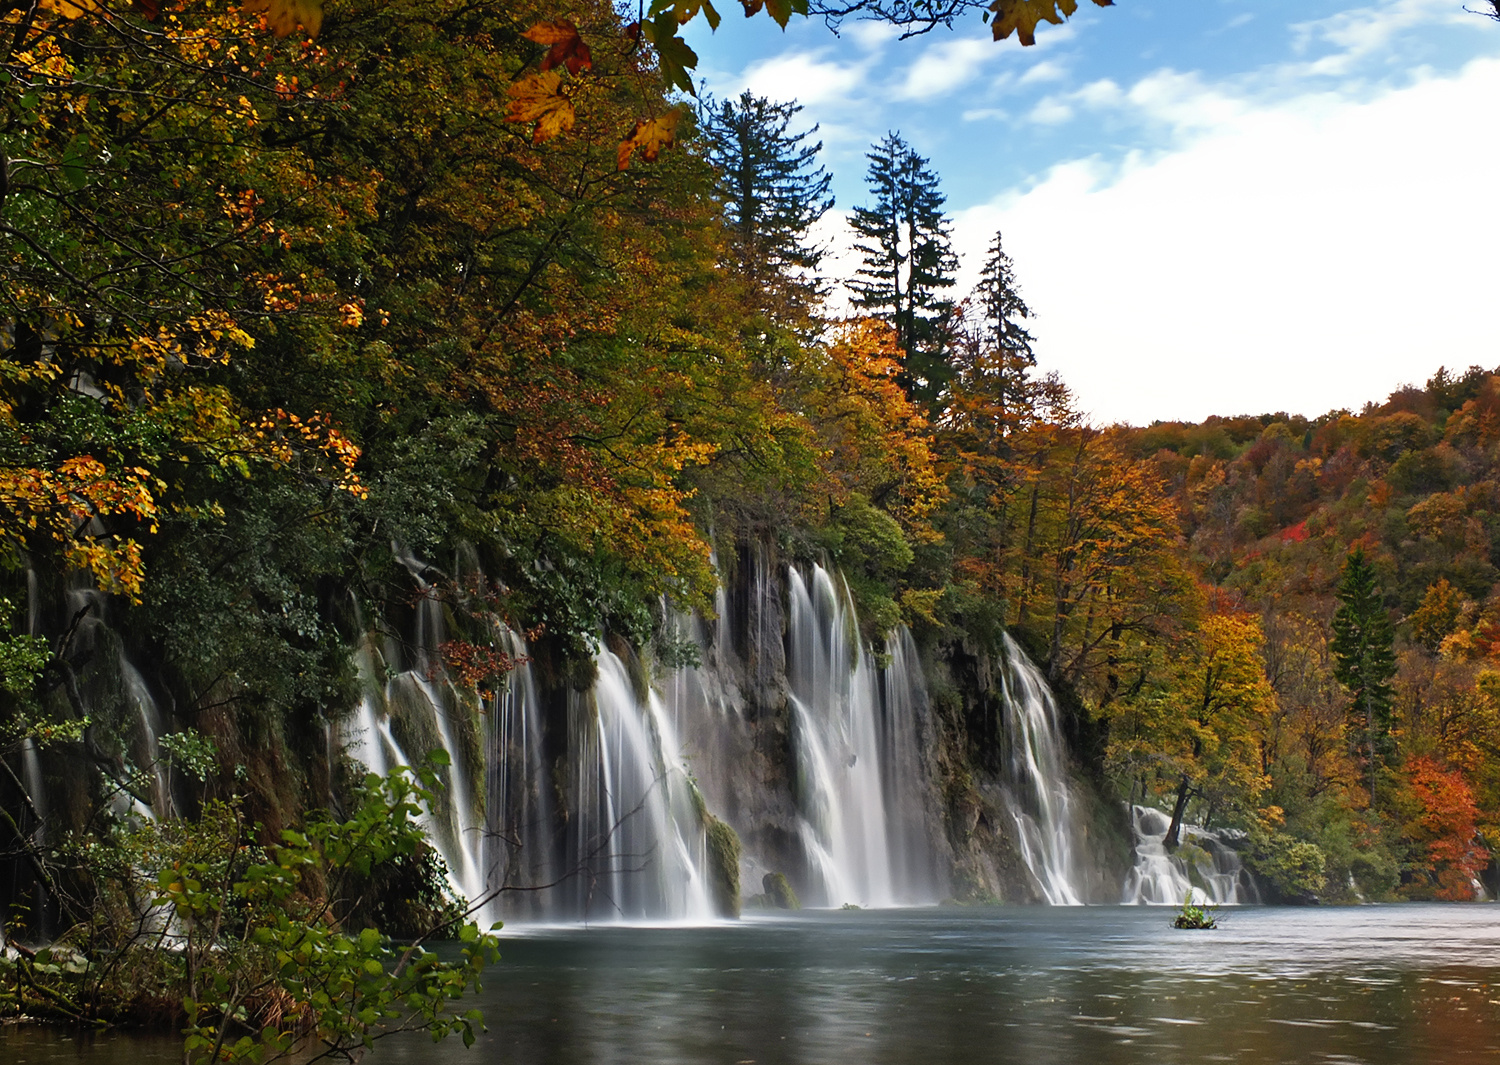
[699,91,833,321]
[1330,546,1397,807]
[847,132,958,405]
[974,230,1034,364]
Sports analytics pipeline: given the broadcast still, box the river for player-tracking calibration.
[5,905,1500,1064]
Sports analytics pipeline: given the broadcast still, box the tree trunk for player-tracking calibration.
[1165,774,1192,851]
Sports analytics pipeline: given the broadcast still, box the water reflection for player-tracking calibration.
[6,906,1500,1065]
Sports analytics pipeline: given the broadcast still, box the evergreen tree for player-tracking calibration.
[1330,546,1398,806]
[847,132,958,405]
[974,230,1034,364]
[699,91,833,321]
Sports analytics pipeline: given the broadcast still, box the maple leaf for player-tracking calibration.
[242,0,324,38]
[507,70,576,145]
[648,0,723,30]
[617,108,683,171]
[640,12,699,95]
[987,0,1111,46]
[523,20,594,76]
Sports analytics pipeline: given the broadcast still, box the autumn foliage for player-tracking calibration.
[1405,756,1490,900]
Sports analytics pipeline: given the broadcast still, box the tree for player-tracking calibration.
[973,231,1035,366]
[848,132,958,406]
[1404,755,1490,900]
[1331,546,1398,808]
[699,91,833,323]
[1123,613,1274,850]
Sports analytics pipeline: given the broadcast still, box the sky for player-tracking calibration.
[683,0,1500,426]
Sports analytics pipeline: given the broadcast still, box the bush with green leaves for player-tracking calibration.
[2,754,498,1064]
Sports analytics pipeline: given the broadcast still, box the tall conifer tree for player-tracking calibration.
[847,132,958,405]
[974,231,1034,364]
[1331,546,1397,806]
[700,92,833,322]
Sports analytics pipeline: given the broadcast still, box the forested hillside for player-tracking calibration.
[1,0,1497,1046]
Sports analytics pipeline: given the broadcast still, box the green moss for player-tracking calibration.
[704,815,742,919]
[762,871,799,910]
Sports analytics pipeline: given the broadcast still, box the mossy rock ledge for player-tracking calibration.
[704,815,742,919]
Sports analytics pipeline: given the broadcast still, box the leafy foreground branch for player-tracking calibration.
[1,757,499,1065]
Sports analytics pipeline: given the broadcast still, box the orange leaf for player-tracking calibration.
[506,71,576,145]
[617,109,682,171]
[242,0,324,38]
[524,20,594,75]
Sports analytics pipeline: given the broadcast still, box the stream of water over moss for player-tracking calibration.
[6,905,1500,1064]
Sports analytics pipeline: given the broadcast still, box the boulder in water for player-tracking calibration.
[762,872,800,910]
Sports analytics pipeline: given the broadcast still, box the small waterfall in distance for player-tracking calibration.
[1122,805,1257,905]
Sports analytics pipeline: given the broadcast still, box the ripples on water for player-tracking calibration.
[6,905,1500,1064]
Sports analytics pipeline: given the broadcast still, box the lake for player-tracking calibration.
[5,905,1500,1064]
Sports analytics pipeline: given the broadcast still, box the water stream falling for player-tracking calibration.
[998,634,1084,905]
[785,566,893,908]
[1121,805,1256,905]
[564,650,717,922]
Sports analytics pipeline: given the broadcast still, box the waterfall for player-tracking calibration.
[879,628,945,904]
[1121,805,1256,905]
[485,623,557,922]
[340,560,495,927]
[782,564,942,908]
[998,634,1084,905]
[565,650,717,922]
[120,657,171,818]
[785,566,893,907]
[334,552,956,921]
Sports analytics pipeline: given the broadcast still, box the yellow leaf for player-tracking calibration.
[616,109,682,171]
[242,0,324,38]
[37,0,101,17]
[988,0,1110,46]
[506,71,575,145]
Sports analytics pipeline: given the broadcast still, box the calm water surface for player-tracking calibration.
[7,905,1500,1064]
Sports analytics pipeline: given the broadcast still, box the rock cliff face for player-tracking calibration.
[3,540,1134,931]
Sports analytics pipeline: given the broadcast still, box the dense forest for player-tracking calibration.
[1,0,1497,1057]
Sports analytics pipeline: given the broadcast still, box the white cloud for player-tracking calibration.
[1019,58,1069,85]
[954,56,1500,426]
[841,20,903,51]
[738,49,871,107]
[893,37,998,100]
[1291,0,1467,75]
[1027,95,1075,124]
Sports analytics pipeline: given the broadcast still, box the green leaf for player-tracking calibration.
[640,13,698,96]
